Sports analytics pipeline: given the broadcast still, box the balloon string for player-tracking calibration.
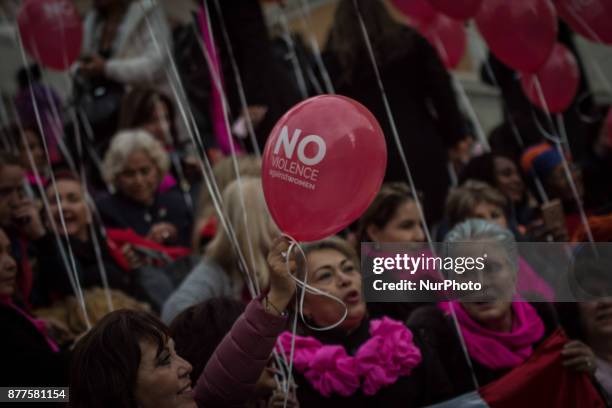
[279,233,349,408]
[277,5,309,99]
[352,0,434,253]
[480,54,550,203]
[296,0,335,95]
[564,6,604,44]
[205,0,263,294]
[531,76,595,245]
[69,106,114,313]
[451,75,491,152]
[354,0,479,389]
[209,0,261,157]
[15,29,92,329]
[140,7,260,298]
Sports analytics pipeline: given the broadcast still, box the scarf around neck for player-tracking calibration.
[440,301,544,370]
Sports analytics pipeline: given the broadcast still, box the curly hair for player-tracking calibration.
[102,129,170,188]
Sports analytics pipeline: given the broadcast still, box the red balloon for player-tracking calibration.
[390,0,437,25]
[429,0,483,20]
[476,0,557,73]
[262,95,387,242]
[17,0,83,71]
[554,0,612,44]
[521,43,580,113]
[415,14,466,69]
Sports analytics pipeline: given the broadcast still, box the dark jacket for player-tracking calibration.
[33,232,131,303]
[324,28,465,223]
[0,302,69,389]
[96,189,193,247]
[293,315,459,407]
[205,0,301,152]
[408,302,559,393]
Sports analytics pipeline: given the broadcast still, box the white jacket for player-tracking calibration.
[81,0,171,92]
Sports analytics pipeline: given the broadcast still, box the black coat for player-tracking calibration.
[324,28,465,223]
[96,189,193,247]
[0,302,69,389]
[32,232,131,303]
[407,302,559,393]
[206,0,302,152]
[294,315,460,407]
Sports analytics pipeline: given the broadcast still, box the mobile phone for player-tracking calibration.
[541,199,566,232]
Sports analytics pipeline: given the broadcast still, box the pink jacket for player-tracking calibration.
[194,297,287,407]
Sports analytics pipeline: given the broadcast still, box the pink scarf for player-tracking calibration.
[279,317,422,397]
[440,301,544,370]
[197,6,243,155]
[1,296,59,352]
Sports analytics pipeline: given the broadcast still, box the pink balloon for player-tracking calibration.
[262,95,387,242]
[429,0,483,20]
[476,0,558,73]
[415,14,466,69]
[521,43,580,113]
[390,0,437,25]
[554,0,612,44]
[17,0,83,71]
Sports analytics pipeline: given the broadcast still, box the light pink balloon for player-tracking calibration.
[429,0,483,20]
[17,0,83,71]
[262,95,387,242]
[554,0,612,44]
[521,43,580,113]
[476,0,558,73]
[416,14,467,69]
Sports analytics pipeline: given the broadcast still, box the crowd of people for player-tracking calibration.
[2,0,612,407]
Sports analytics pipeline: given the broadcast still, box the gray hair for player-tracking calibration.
[445,218,518,272]
[102,129,170,188]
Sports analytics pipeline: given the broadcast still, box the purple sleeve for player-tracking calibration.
[194,297,287,407]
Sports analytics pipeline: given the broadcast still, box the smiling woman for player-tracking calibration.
[69,309,196,408]
[96,130,193,247]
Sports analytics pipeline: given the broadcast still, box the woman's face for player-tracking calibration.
[303,248,366,332]
[368,200,425,243]
[471,202,508,229]
[494,157,524,203]
[144,99,172,147]
[459,244,516,330]
[20,130,46,169]
[579,299,612,342]
[135,337,196,408]
[115,150,160,206]
[547,163,584,204]
[46,180,91,241]
[0,229,17,297]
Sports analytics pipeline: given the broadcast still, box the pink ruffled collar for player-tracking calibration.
[278,317,422,397]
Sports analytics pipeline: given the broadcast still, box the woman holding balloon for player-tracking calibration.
[278,237,460,407]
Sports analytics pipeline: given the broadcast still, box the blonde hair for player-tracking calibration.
[300,236,361,279]
[102,129,170,188]
[205,177,276,289]
[192,155,261,250]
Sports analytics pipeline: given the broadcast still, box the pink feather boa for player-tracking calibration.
[278,317,422,397]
